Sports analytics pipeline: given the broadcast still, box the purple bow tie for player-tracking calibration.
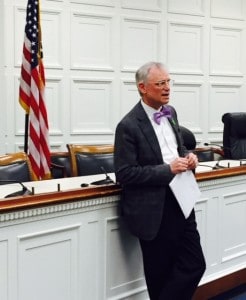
[153,106,172,125]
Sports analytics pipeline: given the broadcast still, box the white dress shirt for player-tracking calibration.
[141,100,179,164]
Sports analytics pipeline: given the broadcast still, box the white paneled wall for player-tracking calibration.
[1,0,246,153]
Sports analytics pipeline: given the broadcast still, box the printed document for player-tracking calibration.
[169,170,201,218]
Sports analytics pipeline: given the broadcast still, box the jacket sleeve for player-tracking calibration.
[114,120,175,187]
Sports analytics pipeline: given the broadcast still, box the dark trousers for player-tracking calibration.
[139,189,206,300]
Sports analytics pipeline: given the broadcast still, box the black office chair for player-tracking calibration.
[0,152,36,182]
[67,144,114,177]
[222,112,246,159]
[179,126,223,161]
[179,126,196,150]
[194,147,224,162]
[50,151,71,178]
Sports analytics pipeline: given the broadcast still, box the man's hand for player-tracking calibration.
[170,157,189,174]
[169,153,198,174]
[186,152,198,170]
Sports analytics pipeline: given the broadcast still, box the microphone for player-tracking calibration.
[204,142,223,148]
[90,166,114,185]
[0,180,32,198]
[197,163,214,169]
[214,161,227,169]
[197,163,218,170]
[198,161,228,170]
[204,143,232,152]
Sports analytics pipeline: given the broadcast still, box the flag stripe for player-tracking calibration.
[19,0,51,180]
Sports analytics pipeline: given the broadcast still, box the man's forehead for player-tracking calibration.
[148,67,169,79]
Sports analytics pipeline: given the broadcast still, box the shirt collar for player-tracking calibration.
[141,99,160,116]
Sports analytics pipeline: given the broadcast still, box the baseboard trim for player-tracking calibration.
[193,268,246,300]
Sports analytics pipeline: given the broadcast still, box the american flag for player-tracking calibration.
[19,0,51,180]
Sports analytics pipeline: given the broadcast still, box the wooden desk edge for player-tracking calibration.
[195,165,246,181]
[1,165,246,213]
[0,184,121,213]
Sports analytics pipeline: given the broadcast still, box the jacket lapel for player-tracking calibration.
[135,102,185,160]
[167,116,185,157]
[136,103,164,163]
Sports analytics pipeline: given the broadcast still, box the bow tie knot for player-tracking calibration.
[153,106,172,125]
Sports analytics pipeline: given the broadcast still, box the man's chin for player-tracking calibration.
[162,98,169,104]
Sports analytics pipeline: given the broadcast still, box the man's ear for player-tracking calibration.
[138,82,146,94]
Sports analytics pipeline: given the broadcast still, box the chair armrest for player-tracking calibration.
[194,147,224,162]
[211,147,224,157]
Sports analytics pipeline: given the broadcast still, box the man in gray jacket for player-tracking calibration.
[114,61,206,300]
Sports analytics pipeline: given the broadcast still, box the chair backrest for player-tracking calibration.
[179,126,224,161]
[194,147,215,162]
[0,152,36,183]
[222,112,246,159]
[67,144,114,177]
[179,126,196,150]
[50,151,71,178]
[194,147,224,162]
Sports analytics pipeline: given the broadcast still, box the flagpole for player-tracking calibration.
[24,114,29,153]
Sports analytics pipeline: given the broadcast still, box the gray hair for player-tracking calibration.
[135,61,169,85]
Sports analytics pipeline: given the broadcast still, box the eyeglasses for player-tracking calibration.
[154,79,173,88]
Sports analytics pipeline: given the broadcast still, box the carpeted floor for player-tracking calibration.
[209,284,246,300]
